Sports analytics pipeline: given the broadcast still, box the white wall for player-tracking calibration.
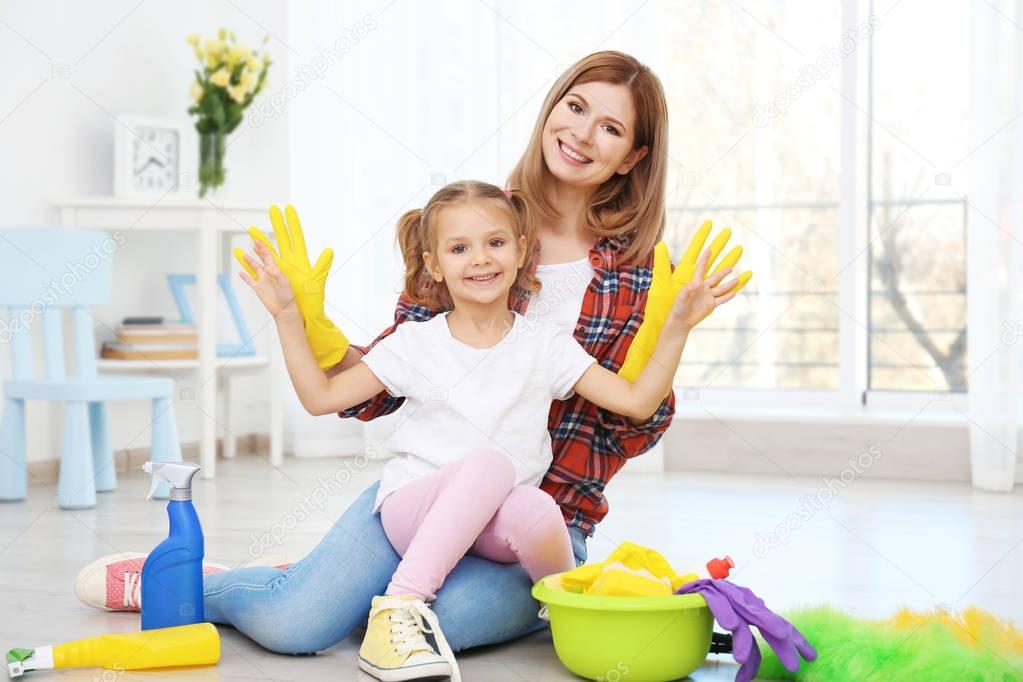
[1,1,290,462]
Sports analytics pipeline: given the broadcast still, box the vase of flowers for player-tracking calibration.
[187,29,270,197]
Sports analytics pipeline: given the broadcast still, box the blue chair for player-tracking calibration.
[0,228,182,508]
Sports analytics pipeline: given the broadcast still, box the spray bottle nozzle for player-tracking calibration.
[144,462,201,500]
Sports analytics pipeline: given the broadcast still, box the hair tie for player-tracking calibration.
[503,188,513,199]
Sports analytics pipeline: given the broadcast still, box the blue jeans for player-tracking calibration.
[202,480,588,654]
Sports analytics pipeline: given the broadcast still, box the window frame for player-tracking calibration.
[675,0,968,422]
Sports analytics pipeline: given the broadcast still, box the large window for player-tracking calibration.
[660,0,969,397]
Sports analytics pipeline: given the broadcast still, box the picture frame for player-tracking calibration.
[167,273,256,356]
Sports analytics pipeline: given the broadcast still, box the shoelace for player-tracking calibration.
[123,570,141,609]
[375,598,460,682]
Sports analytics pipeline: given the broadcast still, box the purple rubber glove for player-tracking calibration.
[676,579,817,682]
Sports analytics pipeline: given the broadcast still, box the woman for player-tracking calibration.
[75,51,748,656]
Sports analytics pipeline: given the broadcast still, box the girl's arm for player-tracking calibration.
[274,307,387,416]
[572,326,688,421]
[573,247,739,420]
[239,240,388,416]
[325,345,365,377]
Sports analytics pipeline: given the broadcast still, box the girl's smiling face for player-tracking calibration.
[422,199,527,308]
[541,80,649,189]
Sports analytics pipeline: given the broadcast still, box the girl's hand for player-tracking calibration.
[238,240,298,319]
[667,246,741,332]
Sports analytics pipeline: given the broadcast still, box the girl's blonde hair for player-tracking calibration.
[395,180,541,310]
[507,50,669,266]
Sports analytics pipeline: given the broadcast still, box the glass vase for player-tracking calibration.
[198,130,226,198]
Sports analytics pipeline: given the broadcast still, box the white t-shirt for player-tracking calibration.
[361,311,597,511]
[525,257,595,335]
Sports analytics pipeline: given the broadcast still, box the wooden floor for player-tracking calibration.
[1,455,1020,681]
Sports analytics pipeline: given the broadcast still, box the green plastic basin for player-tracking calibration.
[532,573,713,682]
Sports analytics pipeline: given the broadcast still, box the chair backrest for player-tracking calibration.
[0,228,114,381]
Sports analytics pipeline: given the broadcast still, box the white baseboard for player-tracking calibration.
[663,417,972,482]
[291,435,367,458]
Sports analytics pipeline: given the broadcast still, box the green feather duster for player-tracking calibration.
[756,607,1023,682]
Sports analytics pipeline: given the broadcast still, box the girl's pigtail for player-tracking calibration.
[395,208,432,304]
[505,188,542,297]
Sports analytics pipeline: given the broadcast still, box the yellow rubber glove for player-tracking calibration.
[617,220,753,384]
[234,204,350,369]
[558,541,700,596]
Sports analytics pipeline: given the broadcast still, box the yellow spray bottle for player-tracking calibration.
[6,622,219,678]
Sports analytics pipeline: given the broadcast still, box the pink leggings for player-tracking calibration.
[380,449,577,601]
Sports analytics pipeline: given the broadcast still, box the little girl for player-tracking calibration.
[239,180,739,681]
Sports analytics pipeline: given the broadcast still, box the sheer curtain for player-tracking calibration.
[287,1,505,456]
[966,0,1023,490]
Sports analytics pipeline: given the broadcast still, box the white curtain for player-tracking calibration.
[966,0,1023,490]
[287,1,504,455]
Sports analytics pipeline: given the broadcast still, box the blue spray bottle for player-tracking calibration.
[140,461,205,631]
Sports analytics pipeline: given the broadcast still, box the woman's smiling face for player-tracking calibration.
[541,80,649,190]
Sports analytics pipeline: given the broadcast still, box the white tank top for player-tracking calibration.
[525,257,595,335]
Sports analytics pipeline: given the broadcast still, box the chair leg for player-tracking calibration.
[89,402,116,493]
[0,398,27,501]
[149,396,183,500]
[57,402,96,509]
[221,377,237,459]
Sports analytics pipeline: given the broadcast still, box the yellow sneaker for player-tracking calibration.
[358,595,460,681]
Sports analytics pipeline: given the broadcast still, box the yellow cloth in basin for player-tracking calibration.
[559,542,699,597]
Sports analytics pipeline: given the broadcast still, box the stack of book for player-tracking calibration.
[100,318,198,360]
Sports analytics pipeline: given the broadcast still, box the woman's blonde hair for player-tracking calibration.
[395,180,541,310]
[507,51,669,266]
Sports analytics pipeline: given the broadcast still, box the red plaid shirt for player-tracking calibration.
[339,235,676,536]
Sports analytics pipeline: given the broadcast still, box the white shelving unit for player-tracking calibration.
[56,197,285,478]
[96,356,269,372]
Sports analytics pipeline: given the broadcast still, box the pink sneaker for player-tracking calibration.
[74,552,230,612]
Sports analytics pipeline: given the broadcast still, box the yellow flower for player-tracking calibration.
[245,55,260,72]
[204,38,223,55]
[189,82,204,103]
[218,27,227,41]
[227,83,247,104]
[186,33,200,47]
[239,70,257,94]
[210,67,231,88]
[227,43,251,67]
[194,46,204,61]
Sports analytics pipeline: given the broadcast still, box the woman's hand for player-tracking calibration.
[617,222,752,383]
[666,246,741,333]
[238,240,299,320]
